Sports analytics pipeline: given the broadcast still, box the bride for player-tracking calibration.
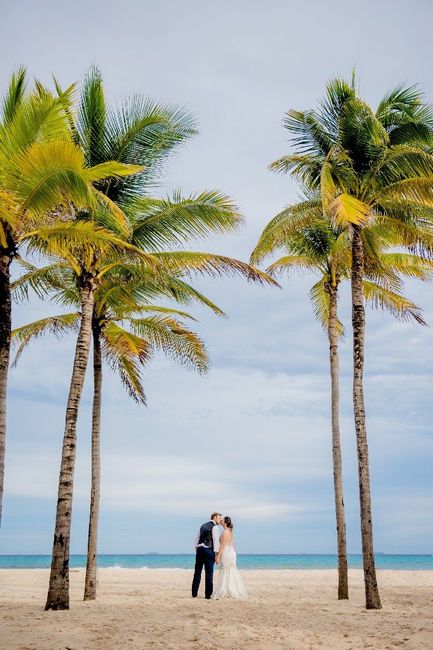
[212,516,247,600]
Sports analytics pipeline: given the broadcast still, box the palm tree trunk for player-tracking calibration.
[0,248,13,527]
[83,317,102,601]
[45,282,95,611]
[327,283,348,600]
[351,226,381,610]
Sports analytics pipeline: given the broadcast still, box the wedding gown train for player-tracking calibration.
[212,544,248,600]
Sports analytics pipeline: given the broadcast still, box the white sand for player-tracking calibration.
[1,568,432,649]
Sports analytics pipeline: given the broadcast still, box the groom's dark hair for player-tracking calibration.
[211,512,221,520]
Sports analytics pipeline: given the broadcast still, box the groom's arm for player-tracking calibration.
[212,526,220,553]
[194,530,199,550]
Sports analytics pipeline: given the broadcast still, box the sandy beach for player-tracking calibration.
[0,568,432,649]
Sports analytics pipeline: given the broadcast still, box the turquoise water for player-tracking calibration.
[1,554,432,570]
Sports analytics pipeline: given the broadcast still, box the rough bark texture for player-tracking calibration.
[351,226,382,610]
[327,283,348,600]
[84,318,102,601]
[0,248,13,528]
[45,283,95,611]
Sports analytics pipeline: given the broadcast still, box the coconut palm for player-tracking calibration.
[251,217,432,600]
[266,79,433,608]
[69,68,277,605]
[0,68,142,527]
[23,223,160,610]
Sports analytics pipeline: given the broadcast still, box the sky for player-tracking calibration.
[1,0,432,555]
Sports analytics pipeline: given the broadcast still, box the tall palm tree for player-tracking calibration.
[69,68,277,606]
[251,218,431,600]
[0,68,141,526]
[267,79,433,608]
[22,223,159,610]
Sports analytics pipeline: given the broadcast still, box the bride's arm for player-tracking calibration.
[215,530,229,563]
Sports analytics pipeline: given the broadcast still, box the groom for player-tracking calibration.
[191,512,222,599]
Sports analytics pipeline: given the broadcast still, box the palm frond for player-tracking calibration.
[124,304,197,320]
[267,254,322,276]
[371,146,433,184]
[378,252,433,279]
[318,78,356,139]
[22,221,160,274]
[1,66,27,125]
[84,160,144,184]
[52,78,78,142]
[146,275,226,316]
[11,260,73,302]
[76,66,107,166]
[283,109,334,156]
[320,160,337,210]
[0,90,71,164]
[76,68,196,202]
[94,262,226,316]
[371,215,433,255]
[130,190,243,250]
[7,140,97,218]
[101,322,150,403]
[328,193,370,227]
[106,98,196,159]
[250,199,322,264]
[378,177,433,207]
[269,154,322,187]
[154,251,279,286]
[129,315,208,373]
[11,312,81,366]
[376,84,433,145]
[362,281,426,324]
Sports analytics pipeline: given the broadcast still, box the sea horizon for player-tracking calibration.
[1,553,432,570]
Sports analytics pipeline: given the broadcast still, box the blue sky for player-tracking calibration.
[1,0,432,554]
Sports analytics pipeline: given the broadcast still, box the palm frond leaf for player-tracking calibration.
[155,251,279,286]
[1,66,27,125]
[11,312,81,366]
[130,190,243,250]
[250,199,322,264]
[362,281,426,324]
[129,315,208,373]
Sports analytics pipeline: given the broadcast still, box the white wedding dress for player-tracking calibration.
[212,539,248,600]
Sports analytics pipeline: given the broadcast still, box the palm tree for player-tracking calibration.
[267,79,433,608]
[23,223,159,610]
[69,69,277,605]
[0,68,141,527]
[251,218,431,600]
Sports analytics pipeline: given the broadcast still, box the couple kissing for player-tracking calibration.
[191,512,247,600]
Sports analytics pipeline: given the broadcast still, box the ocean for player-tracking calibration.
[1,554,432,570]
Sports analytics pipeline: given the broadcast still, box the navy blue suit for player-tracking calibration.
[192,521,217,599]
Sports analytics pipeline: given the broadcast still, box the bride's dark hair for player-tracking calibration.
[224,516,233,530]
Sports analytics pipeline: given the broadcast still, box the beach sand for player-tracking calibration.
[1,568,432,649]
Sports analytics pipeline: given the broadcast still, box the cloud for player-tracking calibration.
[5,357,433,553]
